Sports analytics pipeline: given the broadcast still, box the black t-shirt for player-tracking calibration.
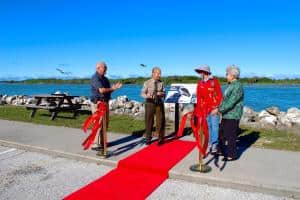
[90,72,111,102]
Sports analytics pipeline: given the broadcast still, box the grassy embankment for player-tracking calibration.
[0,105,299,151]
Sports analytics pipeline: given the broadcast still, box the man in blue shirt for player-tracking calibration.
[90,61,122,151]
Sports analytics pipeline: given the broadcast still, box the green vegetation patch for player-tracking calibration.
[0,105,144,134]
[2,76,300,85]
[240,125,300,151]
[0,105,299,151]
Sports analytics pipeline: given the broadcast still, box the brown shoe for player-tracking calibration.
[222,157,237,161]
[152,132,159,137]
[157,139,164,146]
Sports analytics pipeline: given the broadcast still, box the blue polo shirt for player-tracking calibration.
[90,72,111,102]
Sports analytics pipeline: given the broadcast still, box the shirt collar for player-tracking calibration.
[96,72,105,79]
[202,75,214,82]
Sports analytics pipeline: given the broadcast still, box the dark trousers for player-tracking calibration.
[218,118,240,158]
[145,102,165,141]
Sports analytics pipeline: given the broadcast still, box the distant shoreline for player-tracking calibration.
[1,76,300,85]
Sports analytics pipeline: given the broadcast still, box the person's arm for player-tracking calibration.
[219,83,243,114]
[98,82,122,94]
[141,81,152,99]
[214,78,223,106]
[157,82,165,97]
[210,78,223,115]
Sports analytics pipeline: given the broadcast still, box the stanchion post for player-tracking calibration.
[102,112,107,156]
[190,120,212,173]
[174,103,179,133]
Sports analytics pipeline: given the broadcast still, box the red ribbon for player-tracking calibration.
[176,111,209,156]
[82,101,108,150]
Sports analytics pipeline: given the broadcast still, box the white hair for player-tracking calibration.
[152,66,161,73]
[96,61,107,69]
[226,64,240,79]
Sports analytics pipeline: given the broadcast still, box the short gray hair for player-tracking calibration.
[96,61,107,69]
[152,67,161,73]
[226,64,240,79]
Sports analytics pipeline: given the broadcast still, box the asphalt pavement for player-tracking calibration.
[0,119,299,199]
[0,146,291,200]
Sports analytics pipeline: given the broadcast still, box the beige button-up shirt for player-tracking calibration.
[141,78,165,99]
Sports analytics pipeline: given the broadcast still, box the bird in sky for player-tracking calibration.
[56,64,72,75]
[140,64,147,67]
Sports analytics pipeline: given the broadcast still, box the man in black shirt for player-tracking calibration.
[90,61,122,151]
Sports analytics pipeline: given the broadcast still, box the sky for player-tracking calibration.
[0,0,300,80]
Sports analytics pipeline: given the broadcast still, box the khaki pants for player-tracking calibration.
[145,102,165,141]
[91,102,109,147]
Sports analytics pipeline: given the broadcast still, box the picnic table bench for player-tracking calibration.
[26,94,82,120]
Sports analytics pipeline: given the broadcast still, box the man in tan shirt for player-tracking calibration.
[141,67,165,145]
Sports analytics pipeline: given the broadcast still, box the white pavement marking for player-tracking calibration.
[0,148,17,156]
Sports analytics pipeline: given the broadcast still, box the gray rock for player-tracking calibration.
[124,102,134,109]
[131,106,140,114]
[266,106,280,116]
[286,107,300,125]
[1,94,8,102]
[73,97,81,104]
[109,99,119,110]
[181,104,194,115]
[53,91,62,95]
[5,95,17,104]
[258,110,278,126]
[278,112,293,127]
[114,108,125,114]
[139,105,145,114]
[165,111,175,122]
[116,95,129,103]
[164,103,175,112]
[260,116,278,127]
[241,106,258,123]
[15,95,30,105]
[79,96,86,100]
[26,98,37,105]
[124,108,132,114]
[82,99,91,105]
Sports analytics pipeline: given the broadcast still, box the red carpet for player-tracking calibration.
[64,140,196,200]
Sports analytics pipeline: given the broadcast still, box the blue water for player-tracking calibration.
[0,83,299,111]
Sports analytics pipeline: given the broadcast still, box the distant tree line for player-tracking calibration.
[1,76,300,85]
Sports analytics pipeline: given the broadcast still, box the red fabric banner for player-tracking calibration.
[82,101,108,150]
[176,111,209,156]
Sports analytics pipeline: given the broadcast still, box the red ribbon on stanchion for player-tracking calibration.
[176,110,209,156]
[82,101,108,150]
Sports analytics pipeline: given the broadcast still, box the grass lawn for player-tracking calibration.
[239,125,300,151]
[0,105,299,151]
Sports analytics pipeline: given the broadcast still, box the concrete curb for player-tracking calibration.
[169,171,299,199]
[0,139,299,199]
[0,139,117,167]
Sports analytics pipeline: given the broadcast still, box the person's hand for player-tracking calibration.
[112,82,122,90]
[157,91,165,97]
[147,94,154,99]
[211,108,218,115]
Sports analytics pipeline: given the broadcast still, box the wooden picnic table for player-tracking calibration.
[26,94,82,120]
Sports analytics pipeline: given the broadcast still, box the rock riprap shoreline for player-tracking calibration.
[1,94,300,130]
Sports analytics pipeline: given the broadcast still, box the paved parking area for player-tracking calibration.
[0,146,291,200]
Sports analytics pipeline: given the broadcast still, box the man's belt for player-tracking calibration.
[146,98,163,104]
[92,98,108,104]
